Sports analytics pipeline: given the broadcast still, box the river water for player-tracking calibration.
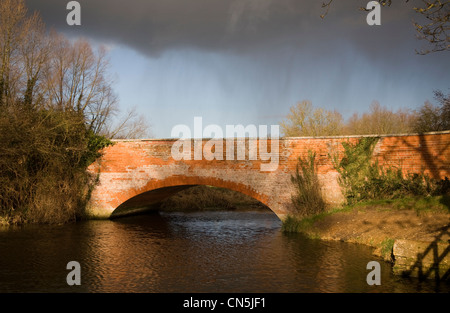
[0,210,448,293]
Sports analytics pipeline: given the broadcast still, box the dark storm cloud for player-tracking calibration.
[24,0,423,58]
[23,0,448,138]
[26,0,312,54]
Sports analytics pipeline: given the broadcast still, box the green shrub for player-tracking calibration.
[0,104,112,224]
[331,137,448,204]
[331,137,379,203]
[380,238,395,260]
[290,150,326,217]
[281,215,303,233]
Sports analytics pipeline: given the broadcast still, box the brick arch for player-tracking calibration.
[86,132,450,221]
[109,175,275,218]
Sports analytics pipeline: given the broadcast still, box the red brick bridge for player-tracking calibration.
[86,131,450,220]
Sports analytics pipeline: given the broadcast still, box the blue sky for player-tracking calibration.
[27,0,449,138]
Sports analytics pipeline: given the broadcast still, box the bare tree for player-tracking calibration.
[0,0,27,105]
[43,36,118,132]
[344,101,414,135]
[43,32,70,110]
[280,100,344,137]
[0,0,151,224]
[20,12,52,106]
[43,35,150,138]
[321,0,449,54]
[0,0,150,139]
[103,106,151,139]
[412,89,450,132]
[412,0,449,54]
[280,100,416,137]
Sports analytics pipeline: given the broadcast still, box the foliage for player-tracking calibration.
[281,215,304,233]
[82,131,113,168]
[390,195,450,214]
[0,0,138,224]
[290,150,327,217]
[281,195,449,234]
[380,237,395,260]
[0,103,112,224]
[281,212,333,235]
[331,137,448,205]
[331,137,379,203]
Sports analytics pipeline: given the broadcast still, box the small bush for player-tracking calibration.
[281,215,303,233]
[290,151,326,217]
[331,137,379,203]
[380,238,395,261]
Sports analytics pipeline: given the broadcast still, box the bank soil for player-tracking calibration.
[303,205,450,274]
[311,206,449,244]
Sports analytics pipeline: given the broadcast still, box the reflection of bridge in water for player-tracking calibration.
[86,131,450,220]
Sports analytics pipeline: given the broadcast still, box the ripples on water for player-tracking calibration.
[0,210,448,293]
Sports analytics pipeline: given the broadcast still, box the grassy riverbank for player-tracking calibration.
[282,196,450,260]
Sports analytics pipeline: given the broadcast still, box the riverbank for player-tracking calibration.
[282,196,450,279]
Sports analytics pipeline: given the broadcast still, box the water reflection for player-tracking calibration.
[0,210,448,293]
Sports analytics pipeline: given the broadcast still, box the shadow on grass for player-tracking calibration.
[439,195,450,213]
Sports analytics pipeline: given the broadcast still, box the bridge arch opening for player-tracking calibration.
[109,176,278,219]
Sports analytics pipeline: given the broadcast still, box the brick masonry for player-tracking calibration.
[86,131,450,220]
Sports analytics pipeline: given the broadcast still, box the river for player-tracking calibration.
[0,209,448,293]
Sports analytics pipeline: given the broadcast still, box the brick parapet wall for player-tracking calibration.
[87,131,450,219]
